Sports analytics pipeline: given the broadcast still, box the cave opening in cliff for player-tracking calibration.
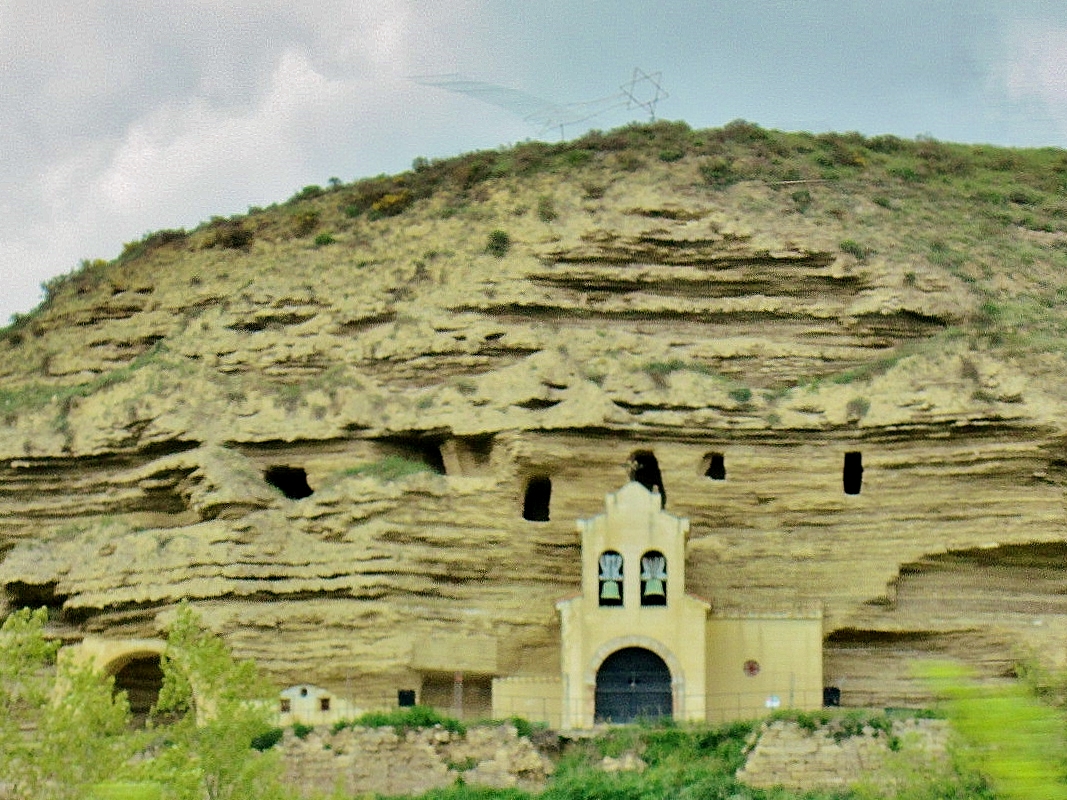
[264,465,314,499]
[703,452,726,481]
[843,451,863,495]
[630,450,666,506]
[4,580,68,615]
[523,476,552,521]
[380,435,448,475]
[111,655,164,727]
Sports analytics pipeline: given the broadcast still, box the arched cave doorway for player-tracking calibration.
[594,647,672,723]
[629,451,666,507]
[112,654,164,727]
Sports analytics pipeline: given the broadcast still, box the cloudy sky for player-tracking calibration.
[3,0,1067,324]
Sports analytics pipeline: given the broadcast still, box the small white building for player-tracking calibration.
[278,684,360,725]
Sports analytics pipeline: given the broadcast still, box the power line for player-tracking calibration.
[412,68,668,139]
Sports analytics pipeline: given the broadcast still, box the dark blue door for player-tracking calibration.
[595,647,672,723]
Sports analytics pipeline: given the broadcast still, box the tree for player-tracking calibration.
[0,607,135,799]
[142,602,289,800]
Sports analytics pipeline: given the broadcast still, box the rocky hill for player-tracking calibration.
[2,121,1067,707]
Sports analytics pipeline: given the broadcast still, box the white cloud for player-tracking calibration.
[1004,24,1067,134]
[89,50,351,215]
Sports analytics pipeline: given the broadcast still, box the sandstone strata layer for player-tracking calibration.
[2,132,1066,709]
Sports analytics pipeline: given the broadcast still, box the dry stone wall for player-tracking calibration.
[736,718,952,792]
[279,723,553,797]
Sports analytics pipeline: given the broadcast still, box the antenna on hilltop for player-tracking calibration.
[412,68,669,140]
[621,68,668,122]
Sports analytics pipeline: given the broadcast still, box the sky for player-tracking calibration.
[2,0,1067,325]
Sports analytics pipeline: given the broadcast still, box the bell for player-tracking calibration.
[643,578,665,597]
[600,580,622,601]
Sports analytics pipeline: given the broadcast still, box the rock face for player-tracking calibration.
[2,123,1067,711]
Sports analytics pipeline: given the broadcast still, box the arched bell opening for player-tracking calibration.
[640,551,667,606]
[629,450,666,507]
[594,647,672,724]
[110,654,165,728]
[598,551,624,607]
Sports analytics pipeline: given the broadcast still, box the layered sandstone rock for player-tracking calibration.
[1,128,1066,709]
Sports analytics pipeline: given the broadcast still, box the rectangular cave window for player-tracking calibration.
[523,476,552,521]
[843,451,863,495]
[703,452,726,481]
[319,697,331,712]
[280,698,291,713]
[398,689,417,707]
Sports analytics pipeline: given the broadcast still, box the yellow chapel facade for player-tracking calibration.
[493,481,824,727]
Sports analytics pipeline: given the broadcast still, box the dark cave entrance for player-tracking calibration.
[630,450,666,506]
[264,466,314,499]
[843,451,863,495]
[112,655,164,727]
[703,452,726,481]
[523,476,552,521]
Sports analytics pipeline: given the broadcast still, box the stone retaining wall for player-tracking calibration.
[736,718,952,792]
[281,723,554,798]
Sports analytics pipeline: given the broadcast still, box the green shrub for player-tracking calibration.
[250,727,284,751]
[486,230,511,257]
[536,196,558,222]
[846,397,870,419]
[341,456,432,481]
[313,232,336,247]
[292,722,314,739]
[699,157,737,187]
[337,705,466,735]
[203,219,253,250]
[790,188,812,212]
[581,182,606,200]
[370,189,413,219]
[89,782,163,800]
[291,184,324,202]
[292,209,320,237]
[728,386,752,403]
[839,238,872,260]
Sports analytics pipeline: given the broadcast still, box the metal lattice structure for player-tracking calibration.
[413,68,668,139]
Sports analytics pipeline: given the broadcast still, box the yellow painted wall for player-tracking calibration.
[492,676,563,728]
[705,615,824,723]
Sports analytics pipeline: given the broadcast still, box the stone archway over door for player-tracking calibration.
[595,647,672,723]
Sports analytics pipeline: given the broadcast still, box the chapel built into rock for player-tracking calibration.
[3,123,1067,726]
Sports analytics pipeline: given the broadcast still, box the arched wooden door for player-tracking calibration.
[594,647,672,723]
